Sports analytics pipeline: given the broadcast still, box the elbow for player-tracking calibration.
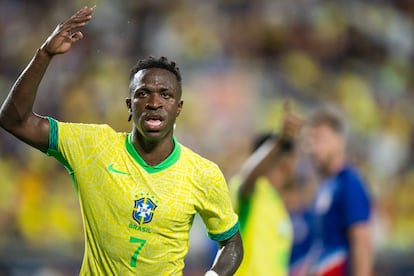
[0,102,12,130]
[0,109,10,130]
[0,103,27,132]
[0,110,17,132]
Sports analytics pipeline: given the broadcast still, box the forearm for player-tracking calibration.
[239,137,283,197]
[0,48,52,130]
[208,232,243,276]
[0,6,92,153]
[349,223,373,276]
[351,240,373,276]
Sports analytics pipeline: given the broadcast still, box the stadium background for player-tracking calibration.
[0,0,413,275]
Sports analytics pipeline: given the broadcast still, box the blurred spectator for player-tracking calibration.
[300,106,373,276]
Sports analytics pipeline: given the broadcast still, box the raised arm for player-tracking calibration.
[207,231,243,276]
[0,6,94,152]
[237,104,302,198]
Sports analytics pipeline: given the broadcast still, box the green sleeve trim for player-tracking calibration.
[47,117,58,152]
[45,117,78,192]
[125,133,181,174]
[208,221,240,242]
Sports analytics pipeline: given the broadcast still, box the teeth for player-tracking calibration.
[146,119,162,128]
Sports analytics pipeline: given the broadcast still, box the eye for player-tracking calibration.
[136,90,148,97]
[161,91,171,99]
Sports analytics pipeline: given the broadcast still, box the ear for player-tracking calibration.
[176,100,184,117]
[126,97,131,111]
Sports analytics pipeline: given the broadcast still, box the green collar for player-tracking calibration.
[125,133,181,174]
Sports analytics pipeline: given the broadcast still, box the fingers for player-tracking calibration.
[57,7,93,41]
[70,31,84,42]
[72,6,95,19]
[40,7,93,56]
[61,6,94,32]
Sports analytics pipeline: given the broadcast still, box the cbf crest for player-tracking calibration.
[132,196,158,224]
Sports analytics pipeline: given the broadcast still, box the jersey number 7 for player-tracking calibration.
[129,236,147,267]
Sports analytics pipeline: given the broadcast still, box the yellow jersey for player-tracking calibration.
[46,118,239,275]
[230,176,292,276]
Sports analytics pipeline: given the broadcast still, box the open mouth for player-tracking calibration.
[143,114,164,131]
[145,119,162,129]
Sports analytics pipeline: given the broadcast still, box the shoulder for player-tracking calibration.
[53,119,127,146]
[336,165,371,198]
[57,120,115,132]
[178,144,226,187]
[56,120,123,137]
[179,143,221,171]
[337,165,367,187]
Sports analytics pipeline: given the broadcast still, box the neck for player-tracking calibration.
[131,130,175,166]
[324,150,346,177]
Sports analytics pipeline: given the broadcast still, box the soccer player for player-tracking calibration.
[229,106,302,276]
[301,107,372,276]
[0,6,243,276]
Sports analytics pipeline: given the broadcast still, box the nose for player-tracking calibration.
[146,93,162,109]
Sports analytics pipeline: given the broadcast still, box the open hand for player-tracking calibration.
[40,6,94,56]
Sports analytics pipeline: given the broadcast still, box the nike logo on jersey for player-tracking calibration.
[107,163,130,175]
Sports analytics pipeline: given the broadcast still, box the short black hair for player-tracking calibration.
[130,56,182,82]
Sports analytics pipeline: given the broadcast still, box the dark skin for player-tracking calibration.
[0,6,243,276]
[126,68,183,166]
[0,7,95,151]
[126,69,242,275]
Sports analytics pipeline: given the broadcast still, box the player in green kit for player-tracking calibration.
[0,6,243,276]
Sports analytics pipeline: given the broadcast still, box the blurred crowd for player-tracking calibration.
[1,0,414,275]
